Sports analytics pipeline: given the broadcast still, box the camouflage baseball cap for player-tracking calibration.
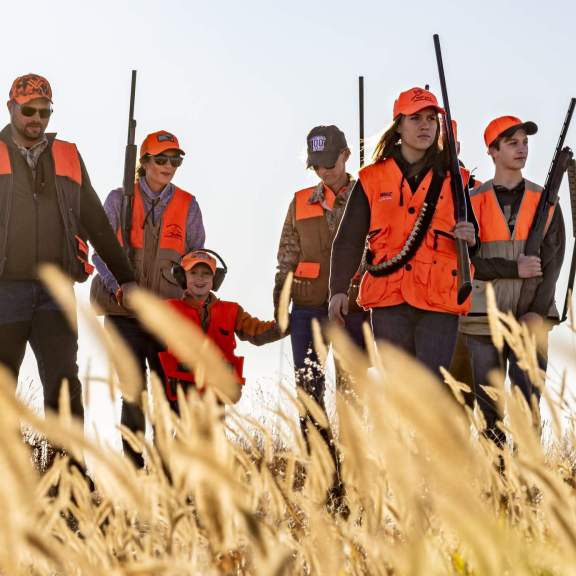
[306,125,348,168]
[9,74,52,104]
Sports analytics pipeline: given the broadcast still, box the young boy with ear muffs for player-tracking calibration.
[159,249,285,407]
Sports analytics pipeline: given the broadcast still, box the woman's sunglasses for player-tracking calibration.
[16,103,53,119]
[149,154,183,168]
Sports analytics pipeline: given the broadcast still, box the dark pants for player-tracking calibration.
[290,304,367,406]
[370,304,459,375]
[0,280,83,419]
[291,306,366,448]
[465,334,547,447]
[105,315,166,467]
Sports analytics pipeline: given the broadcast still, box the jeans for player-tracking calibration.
[465,334,547,447]
[105,315,166,467]
[290,304,368,497]
[290,304,367,405]
[0,280,83,420]
[370,304,459,375]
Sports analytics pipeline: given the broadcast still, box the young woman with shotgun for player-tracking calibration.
[328,87,478,375]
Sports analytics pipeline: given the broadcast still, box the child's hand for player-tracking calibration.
[328,293,348,326]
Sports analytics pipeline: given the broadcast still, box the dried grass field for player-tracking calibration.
[2,267,576,575]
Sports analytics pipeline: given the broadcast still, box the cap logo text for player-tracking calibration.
[310,135,327,152]
[410,88,434,104]
[157,133,176,142]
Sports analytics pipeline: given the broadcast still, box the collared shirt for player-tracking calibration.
[493,179,525,233]
[138,177,176,227]
[13,135,49,172]
[93,177,205,292]
[307,177,354,233]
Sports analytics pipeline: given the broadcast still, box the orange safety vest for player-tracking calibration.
[0,139,93,280]
[117,183,192,253]
[290,184,335,306]
[159,298,245,401]
[91,182,195,315]
[460,179,556,331]
[291,182,361,308]
[358,158,472,315]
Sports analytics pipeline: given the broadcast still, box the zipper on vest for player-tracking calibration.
[0,172,14,273]
[33,173,40,270]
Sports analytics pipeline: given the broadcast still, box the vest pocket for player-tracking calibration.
[367,225,391,254]
[428,228,457,256]
[426,260,458,306]
[295,261,320,279]
[358,272,387,307]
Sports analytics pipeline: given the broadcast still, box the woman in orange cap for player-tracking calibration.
[328,87,478,375]
[91,130,205,466]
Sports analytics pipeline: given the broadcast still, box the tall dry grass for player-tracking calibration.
[0,267,574,574]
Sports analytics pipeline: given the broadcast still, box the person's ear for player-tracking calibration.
[342,148,351,163]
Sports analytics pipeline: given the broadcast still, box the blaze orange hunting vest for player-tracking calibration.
[358,158,471,315]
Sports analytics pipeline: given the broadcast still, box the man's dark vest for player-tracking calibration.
[0,139,93,282]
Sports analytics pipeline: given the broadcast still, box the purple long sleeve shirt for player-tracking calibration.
[93,177,205,291]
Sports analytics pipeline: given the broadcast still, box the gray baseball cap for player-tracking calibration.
[306,125,348,168]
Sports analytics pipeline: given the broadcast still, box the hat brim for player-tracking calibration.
[141,147,186,159]
[14,95,52,105]
[489,121,538,147]
[306,150,340,168]
[396,102,445,118]
[504,121,538,138]
[182,259,216,274]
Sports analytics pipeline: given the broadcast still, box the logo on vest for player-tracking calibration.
[165,224,183,240]
[310,135,327,152]
[378,192,393,201]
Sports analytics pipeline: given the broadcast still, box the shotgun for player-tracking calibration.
[433,34,472,305]
[120,70,137,262]
[359,76,365,168]
[517,98,575,319]
[560,158,576,322]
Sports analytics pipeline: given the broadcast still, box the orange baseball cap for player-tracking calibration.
[140,130,185,158]
[181,250,217,274]
[484,116,538,148]
[9,73,52,104]
[393,87,445,119]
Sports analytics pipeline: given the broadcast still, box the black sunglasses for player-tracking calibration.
[16,103,53,119]
[149,154,183,168]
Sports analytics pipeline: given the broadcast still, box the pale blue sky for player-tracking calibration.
[3,0,576,441]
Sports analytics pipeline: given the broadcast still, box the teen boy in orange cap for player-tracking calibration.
[160,249,284,408]
[459,116,565,446]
